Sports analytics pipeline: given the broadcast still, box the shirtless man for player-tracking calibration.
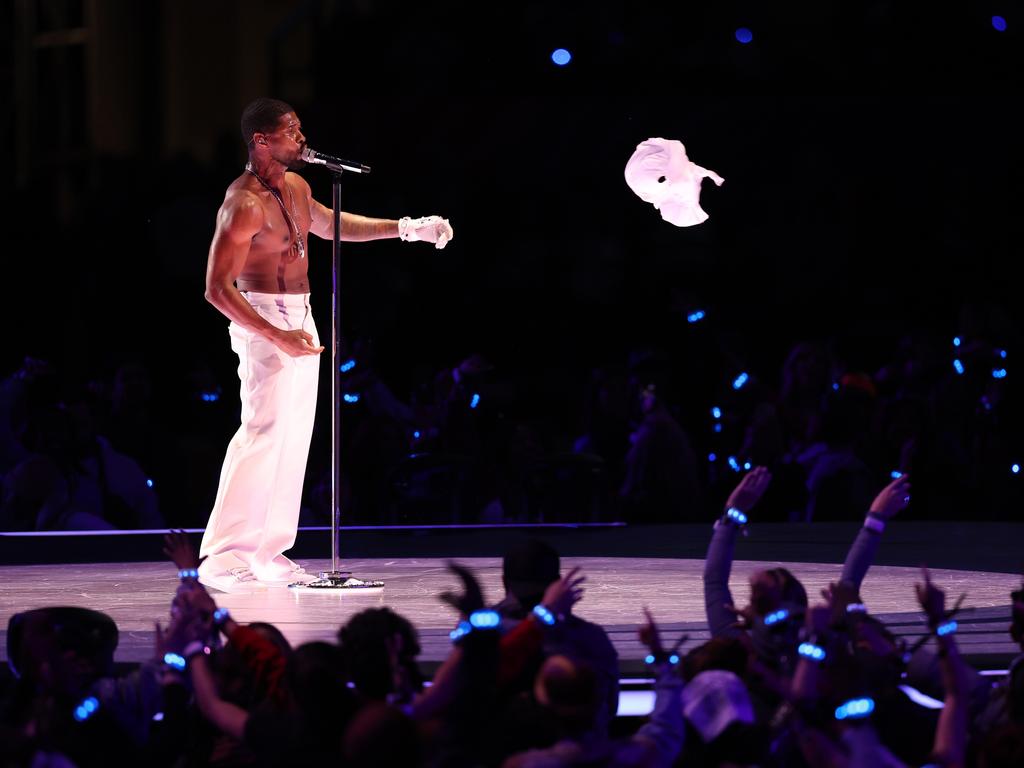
[199,97,453,590]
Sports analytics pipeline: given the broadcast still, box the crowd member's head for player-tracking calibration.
[532,654,600,739]
[501,536,561,615]
[337,607,422,701]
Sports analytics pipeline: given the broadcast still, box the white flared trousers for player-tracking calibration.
[199,291,319,582]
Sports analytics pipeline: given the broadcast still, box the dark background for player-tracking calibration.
[3,0,1021,529]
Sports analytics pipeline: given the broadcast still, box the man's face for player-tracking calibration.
[257,112,306,169]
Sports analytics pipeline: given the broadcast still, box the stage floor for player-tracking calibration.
[2,555,1019,674]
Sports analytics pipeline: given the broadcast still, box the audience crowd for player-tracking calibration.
[3,468,1023,767]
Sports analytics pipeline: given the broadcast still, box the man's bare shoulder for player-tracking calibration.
[216,180,265,233]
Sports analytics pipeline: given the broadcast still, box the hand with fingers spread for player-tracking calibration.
[438,561,486,618]
[540,566,586,618]
[724,465,773,518]
[638,606,665,656]
[821,579,861,626]
[163,529,205,571]
[914,565,947,628]
[869,474,911,521]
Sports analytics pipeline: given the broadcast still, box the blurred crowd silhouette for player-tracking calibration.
[3,294,1019,530]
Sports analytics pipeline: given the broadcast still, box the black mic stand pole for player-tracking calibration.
[293,168,383,590]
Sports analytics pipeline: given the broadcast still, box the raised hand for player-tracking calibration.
[821,579,861,625]
[438,561,486,617]
[541,566,586,618]
[914,565,947,627]
[724,465,773,516]
[869,474,911,520]
[163,529,204,571]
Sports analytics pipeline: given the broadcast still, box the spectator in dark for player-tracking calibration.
[1,388,162,530]
[490,536,620,741]
[777,340,836,459]
[2,606,170,767]
[572,365,632,484]
[337,607,424,706]
[797,380,877,521]
[618,382,700,522]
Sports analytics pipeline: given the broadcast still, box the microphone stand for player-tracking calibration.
[294,168,383,590]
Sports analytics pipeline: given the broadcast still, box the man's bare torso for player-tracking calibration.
[231,171,311,294]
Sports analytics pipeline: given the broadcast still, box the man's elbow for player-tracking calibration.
[205,283,228,306]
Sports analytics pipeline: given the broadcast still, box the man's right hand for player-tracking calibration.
[272,329,325,357]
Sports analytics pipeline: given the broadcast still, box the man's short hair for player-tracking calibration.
[502,537,560,601]
[240,97,294,146]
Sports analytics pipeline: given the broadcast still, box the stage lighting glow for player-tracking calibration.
[891,470,903,479]
[708,453,717,462]
[1012,464,1020,474]
[735,27,753,44]
[711,406,722,419]
[992,16,1007,31]
[713,423,723,433]
[999,349,1008,358]
[146,479,154,488]
[551,48,572,66]
[953,336,961,347]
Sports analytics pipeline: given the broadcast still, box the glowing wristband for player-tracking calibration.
[163,652,186,671]
[644,652,680,666]
[469,609,501,629]
[449,621,472,642]
[798,642,826,662]
[178,568,199,580]
[764,609,789,626]
[835,697,875,720]
[213,608,231,626]
[724,507,748,525]
[73,696,100,723]
[846,603,867,614]
[532,605,556,626]
[936,620,957,637]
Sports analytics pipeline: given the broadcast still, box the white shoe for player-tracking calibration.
[256,565,317,586]
[199,566,267,593]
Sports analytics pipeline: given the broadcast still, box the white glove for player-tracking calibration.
[398,215,453,249]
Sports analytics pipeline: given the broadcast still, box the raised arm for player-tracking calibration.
[917,567,969,768]
[703,466,772,638]
[839,474,911,590]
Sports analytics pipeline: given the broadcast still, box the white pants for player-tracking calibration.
[199,291,320,583]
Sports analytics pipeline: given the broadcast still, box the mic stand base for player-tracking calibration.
[288,570,385,590]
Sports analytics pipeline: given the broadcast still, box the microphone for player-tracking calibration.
[300,146,371,174]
